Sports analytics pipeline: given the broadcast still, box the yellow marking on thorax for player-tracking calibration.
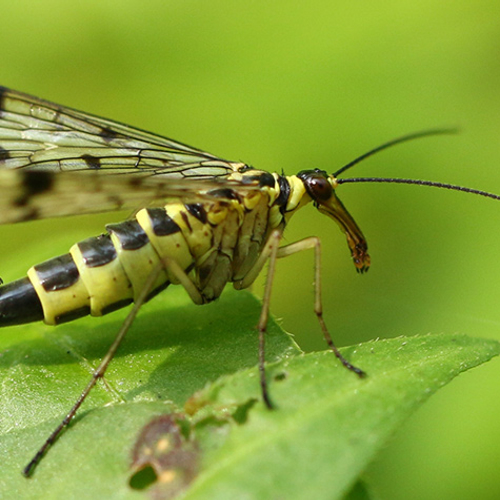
[268,205,283,229]
[282,175,312,224]
[242,191,263,211]
[286,176,309,211]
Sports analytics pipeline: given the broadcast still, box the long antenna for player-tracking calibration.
[333,128,458,178]
[336,177,500,201]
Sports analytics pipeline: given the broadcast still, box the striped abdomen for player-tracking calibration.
[0,201,240,327]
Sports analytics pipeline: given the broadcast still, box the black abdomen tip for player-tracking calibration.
[0,277,44,326]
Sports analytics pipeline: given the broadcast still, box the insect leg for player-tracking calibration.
[256,231,282,409]
[233,230,284,409]
[159,257,204,305]
[236,233,365,410]
[23,260,166,477]
[276,237,365,377]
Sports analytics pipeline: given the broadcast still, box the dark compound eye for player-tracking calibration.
[306,175,332,201]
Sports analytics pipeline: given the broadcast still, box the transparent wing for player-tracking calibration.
[0,169,257,224]
[0,87,252,224]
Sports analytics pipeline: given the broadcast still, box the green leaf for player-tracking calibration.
[183,333,499,500]
[0,288,297,497]
[0,287,498,499]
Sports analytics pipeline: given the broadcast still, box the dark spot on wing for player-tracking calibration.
[23,170,54,195]
[107,195,124,210]
[13,199,31,214]
[99,126,120,142]
[81,154,101,170]
[129,177,143,188]
[14,171,55,207]
[206,188,239,200]
[185,203,207,224]
[18,207,40,222]
[50,108,62,124]
[0,146,10,161]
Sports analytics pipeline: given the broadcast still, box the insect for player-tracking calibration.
[0,87,499,477]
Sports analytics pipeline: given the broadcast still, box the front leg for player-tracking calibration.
[234,232,365,410]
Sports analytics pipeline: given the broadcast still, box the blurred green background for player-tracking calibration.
[1,0,500,498]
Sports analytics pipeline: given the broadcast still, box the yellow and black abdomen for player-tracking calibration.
[0,207,195,326]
